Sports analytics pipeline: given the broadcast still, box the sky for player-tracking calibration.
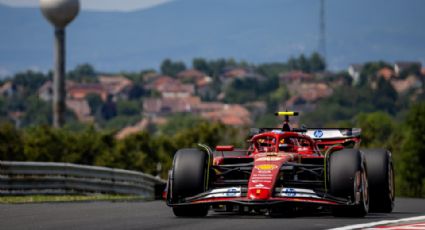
[0,0,173,11]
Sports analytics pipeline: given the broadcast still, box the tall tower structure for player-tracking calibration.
[40,0,80,128]
[319,0,326,61]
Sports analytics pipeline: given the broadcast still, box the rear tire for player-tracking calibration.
[171,148,209,217]
[363,149,395,213]
[329,149,369,217]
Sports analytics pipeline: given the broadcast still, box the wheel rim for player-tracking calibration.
[388,164,395,201]
[354,169,369,208]
[362,169,369,207]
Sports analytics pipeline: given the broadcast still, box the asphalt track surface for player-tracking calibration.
[0,198,424,230]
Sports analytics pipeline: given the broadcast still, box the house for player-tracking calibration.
[98,75,133,100]
[38,81,53,101]
[279,71,313,84]
[143,96,202,115]
[223,67,250,79]
[199,104,252,126]
[142,71,159,83]
[391,76,422,94]
[394,62,422,76]
[142,96,252,126]
[287,82,333,102]
[0,81,17,97]
[67,83,107,101]
[145,75,195,98]
[161,83,195,98]
[299,83,332,102]
[66,99,93,122]
[176,69,207,83]
[177,69,213,97]
[144,75,175,90]
[283,82,333,113]
[38,80,77,101]
[348,64,364,85]
[220,67,262,85]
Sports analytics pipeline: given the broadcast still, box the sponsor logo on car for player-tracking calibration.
[226,188,239,197]
[283,188,296,197]
[280,187,320,198]
[314,130,324,138]
[256,157,282,162]
[255,164,278,171]
[205,187,241,198]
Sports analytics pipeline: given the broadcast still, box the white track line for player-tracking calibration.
[328,215,425,230]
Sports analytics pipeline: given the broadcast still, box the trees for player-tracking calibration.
[397,102,425,197]
[373,77,398,114]
[192,57,211,75]
[400,63,421,79]
[287,52,326,73]
[67,63,97,82]
[100,96,117,120]
[160,59,186,77]
[223,75,279,104]
[355,112,394,148]
[158,113,204,136]
[12,70,49,95]
[86,93,103,115]
[0,122,24,161]
[255,62,289,78]
[358,61,391,87]
[309,52,326,72]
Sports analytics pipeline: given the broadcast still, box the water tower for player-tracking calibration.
[40,0,80,127]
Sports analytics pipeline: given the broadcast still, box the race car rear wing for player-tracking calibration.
[249,127,362,147]
[298,128,362,148]
[250,127,361,139]
[302,128,361,140]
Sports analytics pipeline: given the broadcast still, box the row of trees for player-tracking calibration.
[160,52,326,77]
[0,120,242,178]
[354,103,425,197]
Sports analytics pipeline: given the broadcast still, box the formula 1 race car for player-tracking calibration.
[164,112,395,217]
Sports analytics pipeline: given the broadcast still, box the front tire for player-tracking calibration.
[363,149,395,213]
[171,148,209,217]
[329,149,369,217]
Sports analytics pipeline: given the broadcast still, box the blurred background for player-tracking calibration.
[0,0,424,198]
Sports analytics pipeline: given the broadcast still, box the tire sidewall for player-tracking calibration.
[171,148,208,200]
[329,148,369,216]
[363,148,395,212]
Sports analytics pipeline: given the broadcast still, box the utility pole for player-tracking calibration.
[40,0,80,128]
[319,0,326,61]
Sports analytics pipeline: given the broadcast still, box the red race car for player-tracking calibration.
[164,112,395,217]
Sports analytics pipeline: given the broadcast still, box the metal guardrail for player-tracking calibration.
[0,161,166,198]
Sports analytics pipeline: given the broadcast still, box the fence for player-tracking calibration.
[0,161,166,199]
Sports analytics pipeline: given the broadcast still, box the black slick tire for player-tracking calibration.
[329,149,369,217]
[363,148,395,213]
[171,148,209,217]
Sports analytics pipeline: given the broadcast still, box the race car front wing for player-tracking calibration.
[167,186,350,207]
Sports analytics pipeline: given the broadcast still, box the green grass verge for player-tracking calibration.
[0,195,146,204]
